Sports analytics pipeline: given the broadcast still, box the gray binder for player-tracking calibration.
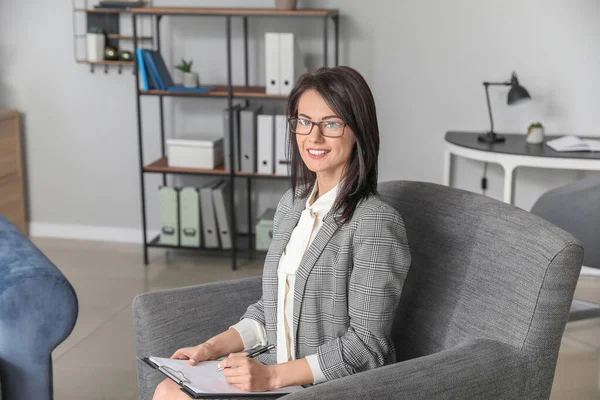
[275,115,290,176]
[240,104,263,173]
[212,180,232,249]
[199,181,221,248]
[222,105,241,172]
[179,187,201,248]
[159,186,179,246]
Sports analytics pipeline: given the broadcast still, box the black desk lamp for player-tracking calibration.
[479,71,531,143]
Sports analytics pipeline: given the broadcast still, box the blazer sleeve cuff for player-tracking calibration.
[306,353,328,384]
[230,318,268,350]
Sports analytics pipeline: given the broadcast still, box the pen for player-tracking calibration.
[216,344,276,372]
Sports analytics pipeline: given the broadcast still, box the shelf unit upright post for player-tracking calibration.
[131,7,339,270]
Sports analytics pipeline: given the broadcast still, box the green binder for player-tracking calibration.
[179,187,201,248]
[159,186,179,246]
[255,208,276,251]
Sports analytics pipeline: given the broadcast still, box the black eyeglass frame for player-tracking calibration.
[288,117,348,138]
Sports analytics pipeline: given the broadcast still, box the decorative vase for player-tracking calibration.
[86,33,105,62]
[275,0,297,10]
[183,72,199,88]
[104,46,119,61]
[527,126,545,144]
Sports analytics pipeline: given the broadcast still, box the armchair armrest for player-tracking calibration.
[133,276,262,400]
[284,339,530,400]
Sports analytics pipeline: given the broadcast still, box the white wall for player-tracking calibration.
[1,0,599,240]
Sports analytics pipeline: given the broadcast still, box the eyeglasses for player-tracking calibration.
[288,117,347,138]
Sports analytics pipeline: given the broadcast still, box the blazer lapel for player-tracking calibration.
[292,212,341,352]
[266,198,305,267]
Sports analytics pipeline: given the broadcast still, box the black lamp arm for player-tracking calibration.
[482,81,511,135]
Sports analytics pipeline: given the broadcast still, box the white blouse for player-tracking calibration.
[231,182,338,385]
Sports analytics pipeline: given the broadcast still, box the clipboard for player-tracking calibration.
[141,357,293,399]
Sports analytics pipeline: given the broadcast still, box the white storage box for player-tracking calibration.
[167,135,224,169]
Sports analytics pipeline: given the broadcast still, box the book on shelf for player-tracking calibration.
[546,135,600,152]
[144,50,174,90]
[136,48,150,91]
[137,49,215,93]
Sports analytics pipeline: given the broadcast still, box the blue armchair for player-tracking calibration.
[0,215,78,400]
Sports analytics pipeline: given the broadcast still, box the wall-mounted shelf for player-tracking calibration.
[74,8,131,13]
[72,1,154,73]
[76,59,134,74]
[77,59,134,65]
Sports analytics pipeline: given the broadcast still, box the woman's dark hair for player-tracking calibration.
[285,66,379,225]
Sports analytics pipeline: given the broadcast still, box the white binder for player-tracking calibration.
[240,104,262,173]
[199,181,220,248]
[212,180,232,250]
[257,114,274,175]
[279,33,306,95]
[179,187,201,248]
[265,33,281,95]
[275,115,290,176]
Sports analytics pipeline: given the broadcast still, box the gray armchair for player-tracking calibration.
[133,181,583,399]
[531,176,600,321]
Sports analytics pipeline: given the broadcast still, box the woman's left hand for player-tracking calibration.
[220,352,278,392]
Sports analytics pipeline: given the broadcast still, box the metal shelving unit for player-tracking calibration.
[131,7,340,269]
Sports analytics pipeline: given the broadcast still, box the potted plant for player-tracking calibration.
[86,27,105,62]
[527,122,545,144]
[176,59,198,88]
[275,0,297,10]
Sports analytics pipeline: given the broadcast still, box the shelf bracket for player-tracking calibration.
[104,64,109,74]
[90,64,95,74]
[118,65,123,74]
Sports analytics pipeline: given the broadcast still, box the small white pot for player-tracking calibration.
[526,127,545,144]
[86,33,105,62]
[275,0,297,9]
[183,72,199,88]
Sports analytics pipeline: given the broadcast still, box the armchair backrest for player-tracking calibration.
[378,181,582,368]
[0,215,79,400]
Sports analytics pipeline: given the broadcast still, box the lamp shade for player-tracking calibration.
[507,72,531,105]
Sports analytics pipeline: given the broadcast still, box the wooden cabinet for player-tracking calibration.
[0,110,27,235]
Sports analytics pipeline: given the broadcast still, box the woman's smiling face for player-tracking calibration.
[295,89,356,183]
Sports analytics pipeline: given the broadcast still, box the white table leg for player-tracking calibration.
[443,149,452,187]
[503,165,515,204]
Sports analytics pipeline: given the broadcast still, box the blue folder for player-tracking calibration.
[136,48,149,91]
[145,50,174,90]
[142,51,159,90]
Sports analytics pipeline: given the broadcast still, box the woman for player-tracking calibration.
[153,66,411,398]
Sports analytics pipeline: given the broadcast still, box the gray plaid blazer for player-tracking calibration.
[241,188,411,382]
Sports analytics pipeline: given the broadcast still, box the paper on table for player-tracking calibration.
[546,135,600,152]
[149,357,304,395]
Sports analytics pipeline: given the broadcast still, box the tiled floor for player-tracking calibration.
[34,237,600,400]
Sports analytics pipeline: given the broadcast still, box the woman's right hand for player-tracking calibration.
[171,342,216,366]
